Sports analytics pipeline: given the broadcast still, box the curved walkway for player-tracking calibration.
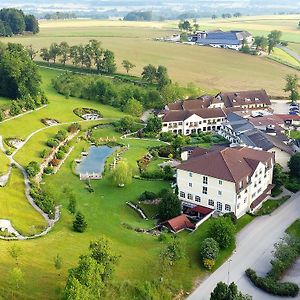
[0,117,115,240]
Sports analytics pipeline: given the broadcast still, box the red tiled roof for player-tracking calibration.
[191,205,214,215]
[274,114,300,121]
[162,214,195,232]
[177,147,274,187]
[250,184,275,209]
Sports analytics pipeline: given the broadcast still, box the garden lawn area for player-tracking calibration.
[0,167,47,236]
[0,151,9,175]
[290,130,300,139]
[271,47,300,67]
[256,196,290,216]
[0,68,126,141]
[146,157,167,172]
[286,219,300,238]
[0,19,298,97]
[235,214,255,232]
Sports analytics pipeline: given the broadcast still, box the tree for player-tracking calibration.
[145,116,162,133]
[54,254,63,276]
[8,267,25,299]
[123,98,143,117]
[267,30,282,54]
[122,60,135,74]
[100,50,116,74]
[62,236,118,300]
[212,14,217,20]
[254,36,268,51]
[8,244,23,266]
[40,47,51,63]
[26,161,40,177]
[0,43,43,100]
[26,44,37,60]
[288,152,300,178]
[24,14,39,33]
[9,101,22,116]
[156,65,171,90]
[59,41,70,65]
[273,163,284,187]
[284,74,299,103]
[210,282,252,300]
[49,42,60,63]
[0,8,25,34]
[160,238,184,270]
[158,190,181,221]
[233,12,242,18]
[142,64,157,83]
[73,212,87,233]
[207,218,235,249]
[111,160,132,187]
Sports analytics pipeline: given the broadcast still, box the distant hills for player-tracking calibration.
[1,0,300,19]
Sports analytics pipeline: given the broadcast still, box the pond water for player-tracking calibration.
[76,145,117,175]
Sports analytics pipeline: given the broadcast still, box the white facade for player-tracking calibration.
[162,114,226,135]
[177,161,274,218]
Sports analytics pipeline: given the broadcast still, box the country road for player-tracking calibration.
[188,191,300,300]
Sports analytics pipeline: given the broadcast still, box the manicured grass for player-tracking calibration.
[0,167,47,236]
[290,130,300,139]
[271,47,300,67]
[0,68,126,141]
[286,219,300,238]
[235,214,255,232]
[146,158,166,172]
[0,151,9,175]
[0,19,298,97]
[256,196,290,216]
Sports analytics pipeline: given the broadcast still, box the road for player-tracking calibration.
[188,191,300,300]
[277,45,300,62]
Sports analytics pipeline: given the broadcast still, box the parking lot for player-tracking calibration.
[271,100,290,114]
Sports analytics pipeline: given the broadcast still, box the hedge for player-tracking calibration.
[245,268,299,297]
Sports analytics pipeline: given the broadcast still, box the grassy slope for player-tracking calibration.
[0,151,9,175]
[271,47,300,67]
[0,68,125,141]
[0,167,47,235]
[288,43,300,55]
[0,19,298,97]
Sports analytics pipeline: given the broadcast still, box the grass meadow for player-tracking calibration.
[0,17,299,96]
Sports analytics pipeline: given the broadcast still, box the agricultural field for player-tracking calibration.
[0,18,299,97]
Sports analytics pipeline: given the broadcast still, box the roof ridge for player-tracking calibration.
[219,149,236,182]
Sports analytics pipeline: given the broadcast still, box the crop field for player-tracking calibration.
[0,18,299,96]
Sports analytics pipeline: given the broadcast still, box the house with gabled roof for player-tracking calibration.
[176,146,274,218]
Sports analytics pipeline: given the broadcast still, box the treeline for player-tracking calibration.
[0,8,39,36]
[39,40,116,74]
[52,71,200,116]
[44,12,76,20]
[124,11,152,21]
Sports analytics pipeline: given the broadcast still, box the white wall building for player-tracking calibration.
[176,147,274,218]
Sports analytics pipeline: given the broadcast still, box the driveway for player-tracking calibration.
[188,191,300,300]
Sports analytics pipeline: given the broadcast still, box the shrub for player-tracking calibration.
[44,166,54,174]
[26,161,40,177]
[55,129,68,141]
[56,150,65,160]
[207,217,236,249]
[199,238,220,261]
[139,191,157,201]
[203,258,215,270]
[223,212,237,225]
[245,268,299,297]
[59,145,69,153]
[40,149,49,158]
[29,187,55,218]
[68,122,81,133]
[46,138,59,148]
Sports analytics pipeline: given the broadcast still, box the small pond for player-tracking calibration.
[76,145,117,175]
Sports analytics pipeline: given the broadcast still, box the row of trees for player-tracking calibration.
[0,8,39,36]
[39,40,117,74]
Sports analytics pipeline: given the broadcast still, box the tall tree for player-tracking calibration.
[26,44,37,60]
[142,64,157,83]
[288,152,300,178]
[40,47,51,63]
[100,50,116,74]
[156,65,171,90]
[49,42,60,63]
[267,30,282,54]
[122,59,135,74]
[58,41,70,65]
[24,14,39,33]
[284,74,299,103]
[73,212,87,233]
[158,190,181,221]
[111,160,132,187]
[210,282,252,300]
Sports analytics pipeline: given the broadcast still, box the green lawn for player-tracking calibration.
[271,47,300,67]
[256,196,290,216]
[290,130,300,139]
[286,219,300,238]
[288,43,300,56]
[0,19,298,97]
[0,167,47,236]
[0,151,9,175]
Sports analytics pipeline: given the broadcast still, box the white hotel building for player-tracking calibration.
[176,147,274,218]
